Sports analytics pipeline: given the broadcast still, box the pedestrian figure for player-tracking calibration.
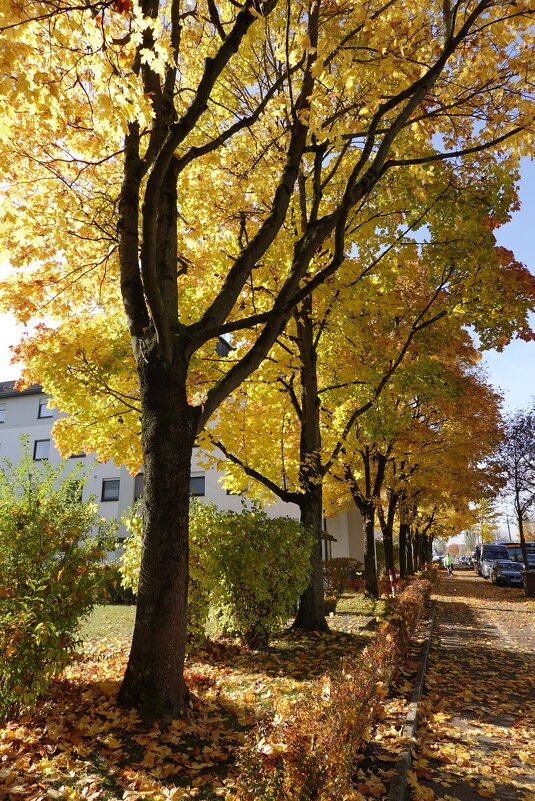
[444,554,454,576]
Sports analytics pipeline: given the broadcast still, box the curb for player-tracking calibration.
[386,604,436,801]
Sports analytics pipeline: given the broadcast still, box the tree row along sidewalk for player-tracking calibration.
[0,580,431,801]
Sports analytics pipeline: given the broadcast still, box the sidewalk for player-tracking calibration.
[351,571,535,801]
[406,572,535,801]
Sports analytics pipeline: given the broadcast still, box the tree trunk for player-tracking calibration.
[118,348,199,725]
[292,299,329,632]
[407,530,415,575]
[381,492,398,579]
[399,520,409,579]
[418,532,427,567]
[412,531,420,572]
[362,503,379,598]
[292,488,329,631]
[516,503,531,570]
[426,535,434,565]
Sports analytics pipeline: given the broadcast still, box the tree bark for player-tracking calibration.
[418,531,427,567]
[380,491,398,578]
[407,530,415,575]
[412,531,420,572]
[292,489,329,631]
[362,502,379,598]
[292,299,329,632]
[399,520,409,579]
[118,346,199,724]
[425,535,434,565]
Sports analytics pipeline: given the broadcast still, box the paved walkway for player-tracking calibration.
[409,571,535,801]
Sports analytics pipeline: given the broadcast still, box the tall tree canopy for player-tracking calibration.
[1,0,534,722]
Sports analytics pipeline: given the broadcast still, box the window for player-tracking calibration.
[134,473,144,502]
[0,404,5,424]
[69,451,86,459]
[189,475,205,497]
[38,398,53,419]
[216,337,231,357]
[101,478,120,502]
[33,439,50,461]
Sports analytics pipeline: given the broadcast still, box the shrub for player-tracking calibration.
[323,558,363,609]
[100,562,136,605]
[237,579,431,801]
[120,501,314,650]
[207,504,314,649]
[0,439,116,722]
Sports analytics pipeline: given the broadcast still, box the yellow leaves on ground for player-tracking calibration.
[350,573,534,801]
[0,613,375,801]
[475,779,496,798]
[405,574,535,801]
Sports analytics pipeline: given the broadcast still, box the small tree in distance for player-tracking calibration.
[493,405,535,570]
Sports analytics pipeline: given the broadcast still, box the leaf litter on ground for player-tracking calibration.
[0,597,380,801]
[347,574,535,801]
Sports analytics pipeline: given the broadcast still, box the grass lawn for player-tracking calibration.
[1,596,388,801]
[80,603,137,642]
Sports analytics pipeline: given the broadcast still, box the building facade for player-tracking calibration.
[0,380,365,560]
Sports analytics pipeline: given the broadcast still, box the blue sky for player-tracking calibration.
[1,160,534,409]
[478,157,535,413]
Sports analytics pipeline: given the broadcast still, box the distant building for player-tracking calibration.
[0,380,365,559]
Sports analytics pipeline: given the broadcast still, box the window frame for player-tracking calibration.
[37,398,54,419]
[33,439,50,461]
[189,475,205,497]
[101,478,120,502]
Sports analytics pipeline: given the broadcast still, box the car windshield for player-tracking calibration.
[483,548,508,560]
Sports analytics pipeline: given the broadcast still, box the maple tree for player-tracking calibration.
[368,329,505,579]
[2,0,535,721]
[212,222,530,600]
[463,497,500,551]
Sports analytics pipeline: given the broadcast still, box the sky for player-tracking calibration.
[477,157,535,414]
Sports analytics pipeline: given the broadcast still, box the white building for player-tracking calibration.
[0,380,365,560]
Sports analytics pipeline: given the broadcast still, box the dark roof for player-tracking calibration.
[0,380,43,399]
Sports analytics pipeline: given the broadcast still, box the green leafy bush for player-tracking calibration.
[206,504,314,649]
[100,562,136,605]
[0,439,116,721]
[120,501,314,650]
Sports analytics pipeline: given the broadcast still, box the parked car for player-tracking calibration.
[479,543,509,578]
[497,541,535,569]
[490,559,525,587]
[458,556,472,567]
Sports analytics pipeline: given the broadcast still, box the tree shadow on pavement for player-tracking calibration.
[409,574,535,801]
